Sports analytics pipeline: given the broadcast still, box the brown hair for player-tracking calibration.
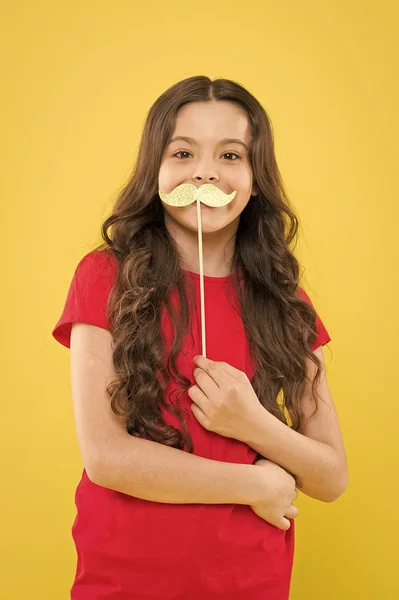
[94,76,328,478]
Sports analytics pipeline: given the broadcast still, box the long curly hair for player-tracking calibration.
[93,75,327,460]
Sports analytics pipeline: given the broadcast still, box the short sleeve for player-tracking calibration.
[297,286,331,352]
[52,250,118,349]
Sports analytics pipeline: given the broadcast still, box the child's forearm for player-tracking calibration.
[90,432,261,505]
[245,408,347,502]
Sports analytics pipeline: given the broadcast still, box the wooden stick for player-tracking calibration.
[196,197,206,357]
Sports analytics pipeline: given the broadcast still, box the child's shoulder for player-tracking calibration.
[78,247,118,268]
[76,247,118,282]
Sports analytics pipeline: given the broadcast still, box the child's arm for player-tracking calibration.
[245,346,348,503]
[91,427,260,505]
[69,322,261,506]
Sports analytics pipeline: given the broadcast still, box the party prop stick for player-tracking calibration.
[158,183,237,357]
[196,197,206,356]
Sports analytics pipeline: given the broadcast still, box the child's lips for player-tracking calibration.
[190,202,216,209]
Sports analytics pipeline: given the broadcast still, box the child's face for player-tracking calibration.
[158,100,257,235]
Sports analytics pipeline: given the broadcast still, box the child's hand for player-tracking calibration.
[251,458,299,530]
[189,355,264,442]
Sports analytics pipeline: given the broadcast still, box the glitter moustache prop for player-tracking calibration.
[158,183,237,357]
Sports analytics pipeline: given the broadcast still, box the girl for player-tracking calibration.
[52,76,348,600]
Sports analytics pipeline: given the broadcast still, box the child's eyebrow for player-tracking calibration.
[168,136,248,151]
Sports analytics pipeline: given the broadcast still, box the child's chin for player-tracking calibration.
[199,218,229,234]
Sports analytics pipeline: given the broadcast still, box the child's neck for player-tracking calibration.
[166,218,238,278]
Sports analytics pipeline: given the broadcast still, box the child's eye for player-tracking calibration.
[223,152,240,161]
[174,151,191,159]
[173,151,240,161]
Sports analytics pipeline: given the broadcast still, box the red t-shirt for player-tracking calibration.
[52,250,331,600]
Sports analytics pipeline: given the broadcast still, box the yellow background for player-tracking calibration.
[2,1,397,598]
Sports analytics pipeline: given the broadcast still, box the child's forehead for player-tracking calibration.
[172,101,251,140]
